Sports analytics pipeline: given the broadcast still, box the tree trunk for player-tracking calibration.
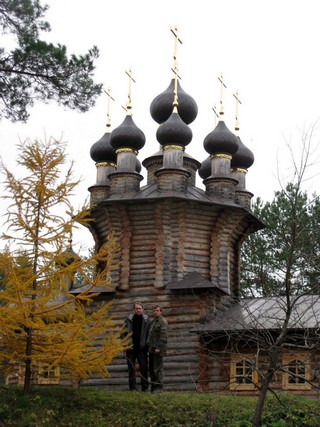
[252,341,284,427]
[252,367,274,427]
[23,327,33,393]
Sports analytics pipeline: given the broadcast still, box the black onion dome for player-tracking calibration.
[198,156,211,179]
[150,79,198,125]
[156,111,192,147]
[57,246,81,267]
[231,136,254,169]
[110,115,146,151]
[203,120,239,156]
[90,132,116,163]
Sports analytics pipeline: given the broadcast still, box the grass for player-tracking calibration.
[0,386,320,426]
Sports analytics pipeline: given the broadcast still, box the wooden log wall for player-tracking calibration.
[83,198,256,391]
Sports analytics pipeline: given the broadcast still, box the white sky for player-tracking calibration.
[1,0,320,251]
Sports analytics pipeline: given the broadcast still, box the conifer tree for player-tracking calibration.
[0,0,102,122]
[0,138,129,393]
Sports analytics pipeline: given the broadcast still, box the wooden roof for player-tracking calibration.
[195,295,320,332]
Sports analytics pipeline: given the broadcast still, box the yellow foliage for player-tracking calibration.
[0,138,129,392]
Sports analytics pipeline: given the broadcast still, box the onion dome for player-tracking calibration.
[198,156,211,179]
[156,110,192,147]
[231,136,254,169]
[90,132,116,163]
[56,242,81,267]
[110,115,146,151]
[203,120,239,156]
[150,79,198,125]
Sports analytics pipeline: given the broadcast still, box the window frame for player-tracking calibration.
[230,354,258,390]
[282,352,312,390]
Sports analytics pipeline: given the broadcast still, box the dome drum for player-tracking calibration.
[155,167,191,193]
[204,176,238,201]
[230,167,247,191]
[88,184,111,206]
[96,162,116,185]
[162,145,184,169]
[109,171,143,195]
[234,190,254,211]
[210,154,232,178]
[116,148,138,172]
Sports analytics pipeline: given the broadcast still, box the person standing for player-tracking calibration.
[147,305,168,393]
[123,302,151,391]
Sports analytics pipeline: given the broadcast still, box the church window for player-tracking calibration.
[230,355,258,390]
[282,353,311,390]
[37,364,60,385]
[5,363,60,385]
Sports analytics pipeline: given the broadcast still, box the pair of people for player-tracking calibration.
[123,302,168,393]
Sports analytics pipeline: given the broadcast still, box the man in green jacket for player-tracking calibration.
[147,305,168,393]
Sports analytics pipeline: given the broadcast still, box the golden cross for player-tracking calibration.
[65,208,75,247]
[104,87,115,128]
[125,68,136,112]
[233,90,242,131]
[212,104,219,127]
[171,25,182,61]
[218,73,227,116]
[170,26,182,108]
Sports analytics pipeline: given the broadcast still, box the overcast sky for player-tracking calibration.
[1,0,320,250]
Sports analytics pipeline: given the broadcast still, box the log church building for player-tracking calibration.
[72,28,320,397]
[8,28,317,395]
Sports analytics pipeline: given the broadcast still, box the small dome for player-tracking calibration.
[156,111,192,147]
[231,136,254,169]
[90,132,116,163]
[198,156,211,179]
[57,245,81,267]
[203,120,239,156]
[150,79,198,125]
[110,115,146,151]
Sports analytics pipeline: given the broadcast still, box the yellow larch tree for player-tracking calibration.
[0,138,129,393]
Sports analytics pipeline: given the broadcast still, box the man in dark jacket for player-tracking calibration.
[147,305,168,393]
[123,302,151,391]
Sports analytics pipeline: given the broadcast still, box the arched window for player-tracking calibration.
[282,353,311,390]
[230,355,258,390]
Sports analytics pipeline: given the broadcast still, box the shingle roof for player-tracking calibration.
[166,272,227,295]
[195,295,320,333]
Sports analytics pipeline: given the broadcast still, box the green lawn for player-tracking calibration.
[0,386,319,426]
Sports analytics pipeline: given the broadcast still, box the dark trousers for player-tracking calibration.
[126,349,148,391]
[149,353,164,390]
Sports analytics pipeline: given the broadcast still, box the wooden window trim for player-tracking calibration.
[5,364,60,385]
[230,354,258,390]
[282,352,312,390]
[37,364,60,385]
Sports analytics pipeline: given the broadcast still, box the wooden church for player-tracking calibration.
[73,29,320,395]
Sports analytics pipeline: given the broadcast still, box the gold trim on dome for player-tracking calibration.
[231,167,248,174]
[163,145,185,151]
[212,153,232,160]
[116,148,138,155]
[96,161,116,167]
